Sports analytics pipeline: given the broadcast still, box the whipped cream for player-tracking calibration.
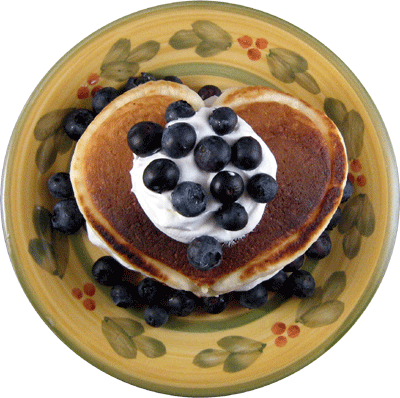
[130,106,277,244]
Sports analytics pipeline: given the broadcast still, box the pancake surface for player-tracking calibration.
[71,82,347,296]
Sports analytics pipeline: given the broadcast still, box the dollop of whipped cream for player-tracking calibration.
[130,106,277,244]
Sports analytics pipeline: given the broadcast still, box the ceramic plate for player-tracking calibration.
[2,2,399,396]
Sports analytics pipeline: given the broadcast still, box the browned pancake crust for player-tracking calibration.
[73,86,346,291]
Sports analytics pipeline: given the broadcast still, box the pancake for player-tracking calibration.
[70,81,347,297]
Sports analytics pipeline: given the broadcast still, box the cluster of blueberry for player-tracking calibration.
[127,101,278,272]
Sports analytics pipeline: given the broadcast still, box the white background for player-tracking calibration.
[1,1,399,397]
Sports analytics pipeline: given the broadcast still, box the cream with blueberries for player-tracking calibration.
[128,101,278,271]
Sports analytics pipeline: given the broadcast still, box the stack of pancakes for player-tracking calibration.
[70,81,347,296]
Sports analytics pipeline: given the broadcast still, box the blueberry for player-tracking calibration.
[210,171,244,204]
[341,177,354,203]
[187,235,223,271]
[92,87,119,114]
[124,73,157,91]
[165,100,195,123]
[162,75,183,84]
[305,231,332,259]
[167,290,198,316]
[137,277,167,304]
[208,107,238,136]
[110,283,138,308]
[144,306,169,327]
[215,202,248,231]
[326,207,342,230]
[197,85,222,100]
[283,254,305,272]
[127,121,163,157]
[202,294,228,314]
[161,122,197,158]
[171,181,207,217]
[194,136,231,172]
[51,198,84,234]
[135,72,156,85]
[143,158,180,193]
[91,256,125,286]
[237,283,268,309]
[263,270,288,292]
[247,173,278,203]
[47,172,74,199]
[231,136,263,170]
[285,270,315,298]
[63,108,94,141]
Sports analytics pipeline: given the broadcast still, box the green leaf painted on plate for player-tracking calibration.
[102,317,141,359]
[324,98,347,129]
[295,71,321,94]
[217,336,266,353]
[295,287,323,322]
[51,229,69,278]
[322,271,346,302]
[196,41,225,58]
[269,48,308,73]
[54,128,74,154]
[127,40,160,63]
[341,110,364,160]
[28,238,58,274]
[193,349,229,368]
[299,300,345,328]
[100,61,140,82]
[266,52,295,83]
[169,29,202,49]
[133,335,166,358]
[223,351,262,373]
[356,194,375,237]
[104,317,145,337]
[35,135,58,174]
[342,226,362,259]
[34,108,73,141]
[33,206,52,241]
[102,38,131,65]
[192,20,232,50]
[338,194,364,234]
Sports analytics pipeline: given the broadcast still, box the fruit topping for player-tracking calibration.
[231,136,263,170]
[124,72,157,91]
[161,122,197,158]
[263,270,288,292]
[201,294,229,314]
[167,290,198,316]
[127,121,163,157]
[305,231,332,259]
[283,254,305,272]
[144,306,169,327]
[63,108,94,141]
[51,198,84,234]
[285,270,315,298]
[47,172,74,199]
[194,135,231,172]
[197,85,222,100]
[208,107,238,135]
[91,256,125,286]
[214,202,248,231]
[92,87,119,114]
[326,207,342,230]
[142,158,180,193]
[165,100,196,122]
[210,171,245,204]
[162,75,183,84]
[341,177,354,203]
[110,283,139,308]
[237,283,268,309]
[246,173,278,203]
[187,235,223,271]
[171,181,207,217]
[138,277,168,304]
